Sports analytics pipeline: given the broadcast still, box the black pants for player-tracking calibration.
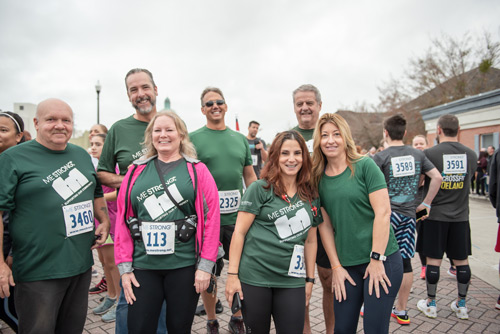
[127,266,199,334]
[241,282,305,334]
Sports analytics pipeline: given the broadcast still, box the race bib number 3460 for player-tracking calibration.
[219,190,241,214]
[62,200,94,237]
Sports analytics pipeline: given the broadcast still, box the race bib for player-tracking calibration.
[219,190,241,214]
[391,155,415,177]
[443,154,466,174]
[251,154,258,166]
[288,245,306,278]
[141,222,175,255]
[306,139,314,154]
[62,200,94,237]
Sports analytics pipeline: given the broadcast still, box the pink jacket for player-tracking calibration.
[114,156,220,274]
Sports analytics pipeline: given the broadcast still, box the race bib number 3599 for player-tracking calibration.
[443,154,467,174]
[62,200,94,237]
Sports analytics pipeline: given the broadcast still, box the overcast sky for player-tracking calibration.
[1,0,499,142]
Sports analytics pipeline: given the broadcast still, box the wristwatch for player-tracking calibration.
[305,277,315,284]
[370,251,387,261]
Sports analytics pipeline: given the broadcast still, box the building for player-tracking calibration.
[420,88,500,152]
[14,102,37,137]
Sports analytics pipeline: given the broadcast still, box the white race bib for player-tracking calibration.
[391,155,415,177]
[62,200,94,237]
[443,154,467,174]
[288,245,306,278]
[306,139,314,154]
[141,222,175,255]
[219,190,241,214]
[251,154,258,166]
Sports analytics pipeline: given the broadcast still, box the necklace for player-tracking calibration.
[281,194,299,207]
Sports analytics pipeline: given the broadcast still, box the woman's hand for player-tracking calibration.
[194,269,211,294]
[122,272,140,305]
[364,260,391,298]
[305,282,314,306]
[331,267,356,302]
[225,275,243,308]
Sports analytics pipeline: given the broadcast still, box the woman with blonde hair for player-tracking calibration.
[312,113,402,333]
[114,110,220,333]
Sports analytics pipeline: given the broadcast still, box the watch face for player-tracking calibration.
[371,252,380,260]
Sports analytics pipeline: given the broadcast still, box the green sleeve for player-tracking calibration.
[362,157,388,194]
[0,154,18,211]
[97,127,116,173]
[239,180,267,215]
[244,137,253,167]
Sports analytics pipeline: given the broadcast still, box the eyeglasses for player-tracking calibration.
[204,100,225,107]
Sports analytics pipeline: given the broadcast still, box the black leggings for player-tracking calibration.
[241,282,305,334]
[334,251,403,334]
[127,266,199,334]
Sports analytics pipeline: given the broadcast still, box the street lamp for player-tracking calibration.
[95,80,101,124]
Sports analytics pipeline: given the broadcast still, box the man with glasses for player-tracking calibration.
[190,87,256,334]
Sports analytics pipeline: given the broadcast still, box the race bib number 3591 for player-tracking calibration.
[219,190,241,214]
[62,200,94,237]
[443,154,467,174]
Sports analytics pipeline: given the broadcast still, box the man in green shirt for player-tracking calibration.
[190,87,256,334]
[0,98,110,334]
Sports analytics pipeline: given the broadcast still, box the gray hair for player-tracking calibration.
[293,84,322,104]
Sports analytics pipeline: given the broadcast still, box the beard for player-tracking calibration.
[132,96,155,114]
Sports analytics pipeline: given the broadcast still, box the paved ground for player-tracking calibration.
[1,195,499,333]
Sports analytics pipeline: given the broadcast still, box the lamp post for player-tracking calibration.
[95,80,101,124]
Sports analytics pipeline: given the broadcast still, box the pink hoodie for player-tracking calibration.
[114,157,220,274]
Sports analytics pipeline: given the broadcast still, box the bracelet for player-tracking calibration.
[227,272,239,275]
[332,265,342,270]
[421,202,431,209]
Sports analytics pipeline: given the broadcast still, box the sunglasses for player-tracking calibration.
[204,100,225,107]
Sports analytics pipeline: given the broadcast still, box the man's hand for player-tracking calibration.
[0,262,15,298]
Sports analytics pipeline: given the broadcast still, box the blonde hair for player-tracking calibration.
[311,113,363,188]
[143,110,197,159]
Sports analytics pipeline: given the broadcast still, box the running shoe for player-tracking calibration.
[417,299,437,318]
[92,268,99,277]
[206,320,219,334]
[93,296,116,315]
[101,303,117,323]
[447,266,457,276]
[496,295,500,310]
[228,317,245,334]
[89,277,107,294]
[391,307,410,325]
[420,266,426,280]
[451,299,469,320]
[195,299,224,316]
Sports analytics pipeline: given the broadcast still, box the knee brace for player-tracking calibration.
[425,265,440,298]
[403,258,413,273]
[456,265,471,298]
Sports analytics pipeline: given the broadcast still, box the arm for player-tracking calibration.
[97,171,124,189]
[243,165,257,187]
[104,190,117,202]
[256,141,268,162]
[224,211,255,307]
[0,212,15,298]
[318,208,356,302]
[364,188,392,298]
[92,197,110,248]
[416,167,442,218]
[304,226,317,306]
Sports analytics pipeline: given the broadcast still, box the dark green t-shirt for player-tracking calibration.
[292,126,314,154]
[130,159,196,270]
[319,157,399,266]
[238,180,323,288]
[97,115,149,176]
[0,141,102,282]
[190,126,253,226]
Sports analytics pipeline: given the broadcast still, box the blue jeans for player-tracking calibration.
[115,280,167,334]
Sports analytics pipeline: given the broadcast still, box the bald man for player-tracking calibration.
[0,98,110,333]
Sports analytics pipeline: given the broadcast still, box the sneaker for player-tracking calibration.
[93,296,116,315]
[496,295,500,310]
[391,307,410,325]
[451,299,469,320]
[92,268,99,277]
[228,317,245,334]
[417,299,437,318]
[206,320,219,334]
[195,299,224,316]
[447,266,457,276]
[101,303,117,323]
[89,277,107,294]
[420,266,426,280]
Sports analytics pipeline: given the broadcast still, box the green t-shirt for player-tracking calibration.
[238,180,323,288]
[190,126,253,226]
[318,157,399,266]
[130,159,196,270]
[97,115,149,176]
[0,141,103,282]
[292,126,314,154]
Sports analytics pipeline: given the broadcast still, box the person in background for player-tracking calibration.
[115,111,220,333]
[488,147,500,310]
[246,121,268,179]
[311,113,403,333]
[476,151,488,196]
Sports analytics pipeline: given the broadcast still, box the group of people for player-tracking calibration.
[0,67,497,334]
